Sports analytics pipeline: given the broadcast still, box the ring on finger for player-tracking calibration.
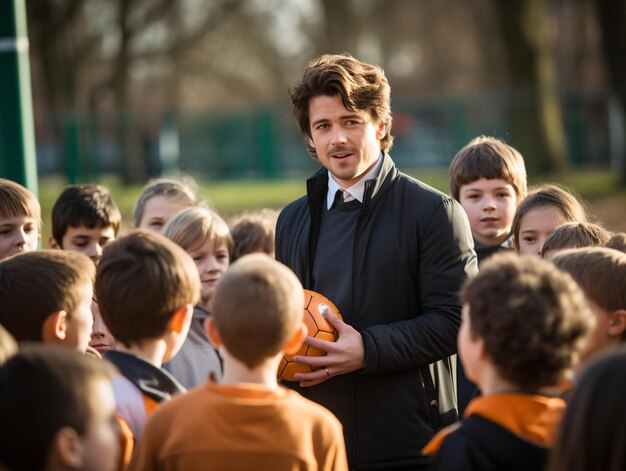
[324,367,330,377]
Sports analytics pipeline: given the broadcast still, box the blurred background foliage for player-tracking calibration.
[23,0,626,237]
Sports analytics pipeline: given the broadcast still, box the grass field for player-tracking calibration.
[37,169,626,247]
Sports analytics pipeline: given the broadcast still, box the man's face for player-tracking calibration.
[0,215,39,260]
[308,94,385,188]
[53,225,115,264]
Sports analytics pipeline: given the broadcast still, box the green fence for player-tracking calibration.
[35,90,622,183]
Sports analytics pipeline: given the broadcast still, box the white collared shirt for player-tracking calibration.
[326,154,384,210]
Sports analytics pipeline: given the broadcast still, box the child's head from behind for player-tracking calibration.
[163,206,232,306]
[0,250,95,352]
[229,208,279,262]
[551,247,626,363]
[548,348,626,471]
[541,221,612,259]
[449,136,527,247]
[0,178,41,260]
[605,232,626,253]
[133,177,198,232]
[95,230,200,360]
[460,253,593,391]
[512,184,588,256]
[0,346,119,471]
[210,254,305,370]
[50,184,121,264]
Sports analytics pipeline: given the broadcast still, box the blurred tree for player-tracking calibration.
[595,0,626,184]
[491,0,568,173]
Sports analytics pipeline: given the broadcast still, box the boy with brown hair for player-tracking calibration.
[423,253,593,471]
[128,254,348,471]
[229,208,278,262]
[0,178,41,260]
[449,135,528,415]
[449,136,527,263]
[0,346,119,471]
[0,250,95,352]
[541,222,612,259]
[605,232,626,252]
[50,184,122,264]
[95,230,200,439]
[551,247,626,367]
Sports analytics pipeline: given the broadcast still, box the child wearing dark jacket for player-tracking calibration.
[423,253,594,471]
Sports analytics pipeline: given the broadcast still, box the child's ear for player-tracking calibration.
[52,426,83,468]
[42,311,67,343]
[48,236,60,249]
[205,317,222,347]
[608,309,626,337]
[283,322,308,355]
[167,304,193,334]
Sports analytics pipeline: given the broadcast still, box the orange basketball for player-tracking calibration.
[278,290,343,382]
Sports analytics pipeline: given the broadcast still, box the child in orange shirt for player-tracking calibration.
[128,254,348,471]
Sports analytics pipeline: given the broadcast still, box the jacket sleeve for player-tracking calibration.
[361,198,477,372]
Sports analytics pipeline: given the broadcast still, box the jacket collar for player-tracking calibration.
[326,154,384,209]
[104,350,186,402]
[422,393,565,455]
[308,153,398,214]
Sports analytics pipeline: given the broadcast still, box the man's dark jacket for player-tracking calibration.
[275,154,477,470]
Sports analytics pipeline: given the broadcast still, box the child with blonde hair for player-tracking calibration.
[162,206,232,387]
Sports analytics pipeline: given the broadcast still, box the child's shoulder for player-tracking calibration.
[433,415,547,471]
[104,350,185,400]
